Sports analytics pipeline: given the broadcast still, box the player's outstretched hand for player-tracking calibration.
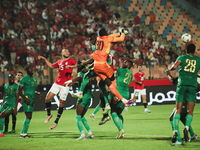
[25,98,31,105]
[66,65,76,69]
[119,27,128,35]
[64,80,72,86]
[165,70,170,76]
[38,56,46,60]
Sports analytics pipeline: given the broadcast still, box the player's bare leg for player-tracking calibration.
[45,92,55,124]
[142,95,151,113]
[49,99,64,130]
[0,110,10,137]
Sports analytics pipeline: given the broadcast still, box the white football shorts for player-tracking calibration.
[48,83,69,101]
[133,89,146,96]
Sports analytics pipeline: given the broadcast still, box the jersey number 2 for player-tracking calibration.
[123,73,132,85]
[184,59,196,73]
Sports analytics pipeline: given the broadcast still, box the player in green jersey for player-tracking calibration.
[64,63,94,140]
[18,66,42,138]
[166,70,198,145]
[0,74,18,137]
[66,33,112,124]
[166,43,200,145]
[4,71,23,134]
[111,60,133,138]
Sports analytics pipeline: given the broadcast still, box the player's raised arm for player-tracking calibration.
[112,33,125,42]
[132,79,142,85]
[38,56,54,69]
[167,60,181,71]
[64,75,83,86]
[108,33,120,37]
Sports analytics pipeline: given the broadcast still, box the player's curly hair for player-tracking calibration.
[99,28,108,36]
[127,60,133,68]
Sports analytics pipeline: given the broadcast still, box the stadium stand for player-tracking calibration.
[0,0,199,86]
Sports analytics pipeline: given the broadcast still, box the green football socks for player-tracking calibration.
[82,117,91,133]
[0,118,5,133]
[76,115,84,134]
[93,105,101,115]
[21,118,30,134]
[111,112,123,131]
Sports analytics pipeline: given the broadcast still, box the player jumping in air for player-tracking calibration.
[38,49,76,130]
[91,28,134,106]
[166,43,200,145]
[166,70,198,144]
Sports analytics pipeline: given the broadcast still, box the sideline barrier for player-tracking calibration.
[0,81,199,111]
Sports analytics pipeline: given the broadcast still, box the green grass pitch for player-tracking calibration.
[1,104,200,150]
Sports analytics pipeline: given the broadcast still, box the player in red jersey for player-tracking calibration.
[38,48,76,130]
[131,65,151,113]
[4,71,23,134]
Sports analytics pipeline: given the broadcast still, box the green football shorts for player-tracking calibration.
[0,103,15,114]
[176,85,196,103]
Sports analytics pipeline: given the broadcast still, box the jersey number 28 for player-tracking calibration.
[184,59,196,73]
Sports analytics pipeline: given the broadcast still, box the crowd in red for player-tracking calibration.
[0,0,178,77]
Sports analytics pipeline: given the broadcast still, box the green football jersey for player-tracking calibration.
[92,45,112,66]
[78,72,93,99]
[19,75,37,100]
[4,82,18,106]
[177,54,200,87]
[116,68,133,99]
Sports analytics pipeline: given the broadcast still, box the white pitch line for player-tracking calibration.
[125,134,170,137]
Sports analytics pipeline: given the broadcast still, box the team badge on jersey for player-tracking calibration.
[65,62,68,65]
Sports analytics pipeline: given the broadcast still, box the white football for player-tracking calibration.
[181,33,191,43]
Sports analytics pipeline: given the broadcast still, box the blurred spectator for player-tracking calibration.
[150,56,158,70]
[133,48,140,60]
[19,50,28,67]
[152,38,159,51]
[150,11,156,29]
[2,36,11,61]
[134,13,140,25]
[164,53,170,65]
[168,47,175,63]
[134,36,142,47]
[135,55,143,65]
[26,53,34,65]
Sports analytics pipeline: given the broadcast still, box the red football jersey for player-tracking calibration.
[53,58,77,85]
[134,72,145,89]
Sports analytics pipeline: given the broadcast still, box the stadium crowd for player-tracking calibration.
[0,0,178,78]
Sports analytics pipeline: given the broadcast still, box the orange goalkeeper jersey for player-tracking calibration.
[91,33,124,62]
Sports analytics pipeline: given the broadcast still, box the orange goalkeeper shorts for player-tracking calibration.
[93,62,114,81]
